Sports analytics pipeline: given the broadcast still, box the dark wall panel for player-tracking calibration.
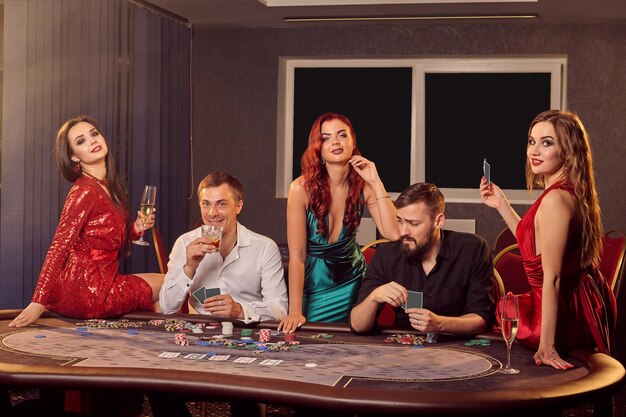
[191,23,626,248]
[1,0,191,308]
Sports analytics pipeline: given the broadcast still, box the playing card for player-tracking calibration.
[403,291,423,310]
[483,158,491,187]
[204,287,221,299]
[192,286,207,304]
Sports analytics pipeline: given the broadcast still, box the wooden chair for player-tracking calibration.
[152,227,168,274]
[603,231,626,364]
[599,230,626,296]
[492,269,506,301]
[361,238,390,263]
[361,239,394,326]
[153,227,190,314]
[493,243,530,295]
[493,227,517,253]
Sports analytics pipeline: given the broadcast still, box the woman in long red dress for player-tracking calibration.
[480,110,615,369]
[9,116,163,328]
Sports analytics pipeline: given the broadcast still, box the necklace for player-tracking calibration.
[82,171,108,188]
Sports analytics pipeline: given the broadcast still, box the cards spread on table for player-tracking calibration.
[483,158,491,187]
[403,291,423,310]
[191,286,221,304]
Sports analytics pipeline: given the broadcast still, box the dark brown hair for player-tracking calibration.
[395,182,445,219]
[55,116,129,211]
[525,109,603,267]
[197,172,243,203]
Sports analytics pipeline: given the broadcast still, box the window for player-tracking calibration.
[276,57,566,203]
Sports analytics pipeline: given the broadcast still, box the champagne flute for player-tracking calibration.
[132,185,157,246]
[498,294,520,374]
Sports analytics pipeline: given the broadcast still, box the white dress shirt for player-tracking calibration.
[159,223,288,323]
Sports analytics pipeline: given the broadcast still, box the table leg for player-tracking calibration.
[1,390,12,416]
[594,395,614,417]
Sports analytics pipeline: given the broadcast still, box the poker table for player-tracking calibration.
[0,310,623,417]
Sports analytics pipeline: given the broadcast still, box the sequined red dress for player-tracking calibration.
[31,175,154,318]
[512,182,615,354]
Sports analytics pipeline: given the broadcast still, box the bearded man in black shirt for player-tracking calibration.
[350,182,494,335]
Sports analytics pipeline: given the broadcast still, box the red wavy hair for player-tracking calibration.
[301,113,364,236]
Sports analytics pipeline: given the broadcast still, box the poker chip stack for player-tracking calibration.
[174,333,189,346]
[283,332,296,343]
[221,322,233,336]
[426,332,438,344]
[259,329,271,343]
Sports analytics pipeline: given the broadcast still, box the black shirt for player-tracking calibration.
[354,230,494,330]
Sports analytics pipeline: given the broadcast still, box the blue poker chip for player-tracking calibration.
[128,329,139,335]
[75,327,88,332]
[34,334,46,338]
[80,332,93,337]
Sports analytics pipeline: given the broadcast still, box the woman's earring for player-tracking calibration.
[73,160,80,172]
[321,157,326,165]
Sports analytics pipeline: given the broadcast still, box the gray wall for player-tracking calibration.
[191,23,626,248]
[0,0,190,308]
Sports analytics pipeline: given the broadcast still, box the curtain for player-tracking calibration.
[0,0,191,307]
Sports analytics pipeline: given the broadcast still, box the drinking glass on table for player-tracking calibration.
[498,294,520,374]
[132,185,157,246]
[201,225,223,251]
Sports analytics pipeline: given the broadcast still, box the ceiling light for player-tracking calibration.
[284,14,537,22]
[262,0,536,6]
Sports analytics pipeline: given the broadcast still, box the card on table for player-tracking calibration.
[204,287,221,299]
[192,286,207,304]
[483,158,491,187]
[403,290,423,310]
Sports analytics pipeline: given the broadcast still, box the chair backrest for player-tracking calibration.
[493,227,517,253]
[492,269,506,301]
[152,227,189,314]
[599,230,626,295]
[361,239,394,327]
[493,243,530,295]
[361,238,391,264]
[151,227,168,274]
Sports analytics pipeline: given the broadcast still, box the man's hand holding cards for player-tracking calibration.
[402,290,423,311]
[192,286,221,304]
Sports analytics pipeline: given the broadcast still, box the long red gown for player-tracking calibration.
[512,182,616,354]
[31,175,154,318]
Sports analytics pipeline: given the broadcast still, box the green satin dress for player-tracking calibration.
[302,208,366,323]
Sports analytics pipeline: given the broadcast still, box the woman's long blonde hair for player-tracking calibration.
[525,110,603,268]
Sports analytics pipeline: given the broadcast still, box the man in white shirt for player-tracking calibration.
[159,172,288,322]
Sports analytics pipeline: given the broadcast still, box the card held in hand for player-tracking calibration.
[403,290,424,310]
[204,287,221,299]
[483,158,491,187]
[192,286,207,304]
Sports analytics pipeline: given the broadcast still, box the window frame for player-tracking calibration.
[276,56,567,204]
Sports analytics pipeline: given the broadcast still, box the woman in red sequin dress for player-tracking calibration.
[480,110,615,369]
[9,116,163,328]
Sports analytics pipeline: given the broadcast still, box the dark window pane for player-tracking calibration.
[425,73,551,189]
[293,68,412,192]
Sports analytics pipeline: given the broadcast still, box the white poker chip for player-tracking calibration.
[304,363,318,368]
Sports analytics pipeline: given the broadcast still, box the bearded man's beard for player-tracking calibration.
[400,228,437,261]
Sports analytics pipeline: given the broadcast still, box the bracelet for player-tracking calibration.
[376,195,391,200]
